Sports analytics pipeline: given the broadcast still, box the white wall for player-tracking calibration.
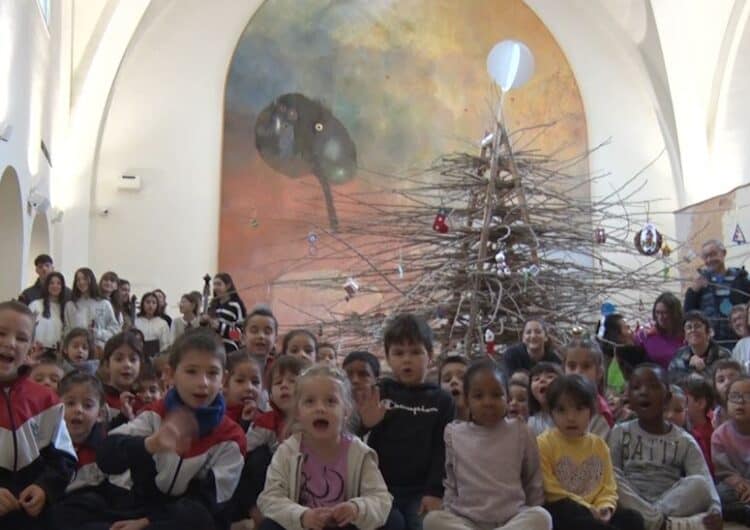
[0,0,65,297]
[89,0,263,310]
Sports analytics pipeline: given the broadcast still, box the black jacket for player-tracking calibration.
[364,378,454,498]
[502,342,561,376]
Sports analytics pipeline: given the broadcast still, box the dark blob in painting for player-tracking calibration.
[255,93,357,229]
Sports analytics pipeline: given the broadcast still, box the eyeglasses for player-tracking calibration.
[728,392,750,404]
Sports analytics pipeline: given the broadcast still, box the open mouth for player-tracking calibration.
[192,393,209,402]
[450,389,461,397]
[313,419,329,430]
[0,352,15,364]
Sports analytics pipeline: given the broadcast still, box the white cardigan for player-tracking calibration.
[64,297,121,347]
[258,433,392,530]
[135,316,171,351]
[28,299,63,349]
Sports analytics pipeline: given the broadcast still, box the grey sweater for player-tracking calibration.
[607,419,720,511]
[443,418,545,526]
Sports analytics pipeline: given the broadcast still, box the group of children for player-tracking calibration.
[3,289,750,530]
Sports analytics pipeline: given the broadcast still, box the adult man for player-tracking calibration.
[18,254,69,305]
[684,239,750,347]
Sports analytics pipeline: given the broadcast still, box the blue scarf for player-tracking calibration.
[164,388,226,438]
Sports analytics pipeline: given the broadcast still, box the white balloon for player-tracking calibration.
[486,40,535,91]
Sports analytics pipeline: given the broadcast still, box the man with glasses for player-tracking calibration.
[684,239,750,348]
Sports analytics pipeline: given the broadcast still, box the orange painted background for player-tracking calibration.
[220,0,588,332]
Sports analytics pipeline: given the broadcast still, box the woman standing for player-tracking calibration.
[202,272,246,352]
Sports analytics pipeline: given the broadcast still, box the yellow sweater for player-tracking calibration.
[537,428,618,510]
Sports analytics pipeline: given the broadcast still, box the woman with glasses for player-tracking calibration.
[668,310,731,381]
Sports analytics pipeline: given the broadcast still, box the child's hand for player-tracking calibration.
[689,355,706,372]
[0,488,20,516]
[18,484,46,517]
[110,517,150,530]
[241,399,258,422]
[144,408,197,455]
[301,507,333,530]
[592,506,612,523]
[330,502,358,526]
[418,495,442,514]
[358,385,386,428]
[120,391,136,420]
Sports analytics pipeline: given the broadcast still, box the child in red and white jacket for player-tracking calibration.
[96,329,247,530]
[0,300,76,530]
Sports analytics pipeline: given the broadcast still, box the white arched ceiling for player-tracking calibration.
[711,1,750,190]
[0,167,24,299]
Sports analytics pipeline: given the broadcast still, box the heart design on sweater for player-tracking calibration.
[554,456,603,497]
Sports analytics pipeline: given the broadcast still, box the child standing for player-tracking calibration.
[424,360,551,530]
[538,374,644,530]
[562,332,614,436]
[281,329,318,362]
[171,291,202,343]
[683,377,716,475]
[358,313,455,530]
[0,300,76,530]
[28,271,66,352]
[608,364,722,530]
[96,329,247,530]
[134,291,171,358]
[438,355,469,421]
[257,364,392,530]
[711,376,750,525]
[64,268,121,351]
[527,362,563,436]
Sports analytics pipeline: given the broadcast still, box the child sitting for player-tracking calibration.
[343,350,380,406]
[562,332,614,436]
[438,355,469,421]
[281,329,318,362]
[243,304,278,372]
[317,341,338,366]
[134,364,163,406]
[424,360,551,530]
[358,313,455,530]
[51,371,130,530]
[100,332,143,427]
[538,374,643,530]
[507,378,530,421]
[223,351,263,430]
[0,300,76,530]
[683,376,715,475]
[527,362,563,436]
[608,364,722,530]
[257,364,392,530]
[60,327,98,374]
[96,328,247,530]
[665,385,688,428]
[712,359,743,428]
[711,376,750,525]
[29,351,64,392]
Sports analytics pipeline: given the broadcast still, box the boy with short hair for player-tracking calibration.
[0,300,76,530]
[359,313,455,530]
[683,376,716,475]
[29,351,65,392]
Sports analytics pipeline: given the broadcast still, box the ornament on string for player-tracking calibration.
[634,222,663,256]
[344,277,359,301]
[733,224,747,245]
[432,207,449,233]
[248,208,259,229]
[594,227,606,244]
[495,251,510,278]
[484,329,495,356]
[396,249,404,279]
[661,242,672,258]
[307,231,319,256]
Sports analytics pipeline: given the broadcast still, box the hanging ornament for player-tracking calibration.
[432,207,449,233]
[344,277,359,301]
[733,224,747,245]
[495,250,510,278]
[484,329,495,356]
[594,227,606,244]
[307,231,319,256]
[634,222,663,256]
[661,242,672,258]
[248,208,259,228]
